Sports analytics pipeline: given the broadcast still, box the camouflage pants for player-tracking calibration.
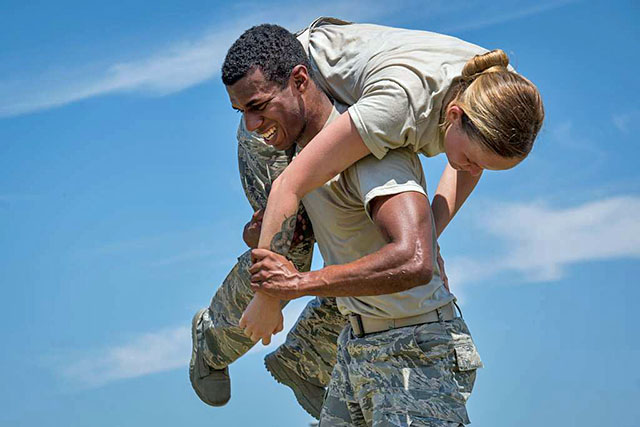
[200,120,346,388]
[319,317,483,427]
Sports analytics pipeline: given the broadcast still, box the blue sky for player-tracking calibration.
[1,0,638,426]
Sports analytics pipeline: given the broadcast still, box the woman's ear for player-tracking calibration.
[445,104,464,126]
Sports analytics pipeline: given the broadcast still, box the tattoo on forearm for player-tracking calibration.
[270,214,297,256]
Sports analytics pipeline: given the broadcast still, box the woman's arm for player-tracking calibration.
[431,163,482,238]
[239,112,369,345]
[257,111,371,252]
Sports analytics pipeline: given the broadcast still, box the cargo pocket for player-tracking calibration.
[454,341,483,372]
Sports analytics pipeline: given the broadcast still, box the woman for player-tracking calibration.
[256,17,544,252]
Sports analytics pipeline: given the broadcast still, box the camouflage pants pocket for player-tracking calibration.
[387,318,483,425]
[321,324,479,427]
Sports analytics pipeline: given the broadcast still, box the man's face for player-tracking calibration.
[226,68,306,151]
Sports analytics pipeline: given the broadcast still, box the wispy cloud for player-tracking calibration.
[447,195,640,287]
[58,326,190,388]
[54,298,310,388]
[0,26,238,117]
[1,0,575,118]
[0,2,375,118]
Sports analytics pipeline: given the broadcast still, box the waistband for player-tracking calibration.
[348,302,457,338]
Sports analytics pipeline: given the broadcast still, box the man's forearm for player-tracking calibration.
[297,240,433,298]
[251,192,434,301]
[432,164,482,237]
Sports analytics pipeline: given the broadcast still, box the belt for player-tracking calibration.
[348,302,457,338]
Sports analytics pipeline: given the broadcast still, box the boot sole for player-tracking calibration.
[264,353,324,420]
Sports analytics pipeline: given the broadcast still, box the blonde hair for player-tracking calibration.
[450,49,544,158]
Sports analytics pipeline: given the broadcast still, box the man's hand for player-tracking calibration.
[436,244,450,292]
[243,209,265,249]
[249,248,304,300]
[238,292,283,345]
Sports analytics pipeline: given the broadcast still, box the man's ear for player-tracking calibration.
[290,65,310,93]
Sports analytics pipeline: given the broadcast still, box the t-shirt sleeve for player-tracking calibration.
[348,77,419,160]
[349,148,427,221]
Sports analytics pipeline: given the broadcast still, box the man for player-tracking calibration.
[191,21,467,423]
[226,25,482,425]
[189,24,347,418]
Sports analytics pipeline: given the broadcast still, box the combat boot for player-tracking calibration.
[265,352,326,419]
[189,308,231,406]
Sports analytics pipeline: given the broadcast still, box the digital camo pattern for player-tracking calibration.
[204,250,261,369]
[319,317,483,427]
[268,297,346,388]
[200,119,344,392]
[237,120,288,212]
[237,120,314,265]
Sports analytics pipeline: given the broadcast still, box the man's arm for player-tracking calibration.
[250,191,434,300]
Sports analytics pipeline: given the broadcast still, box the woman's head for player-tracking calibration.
[442,49,545,175]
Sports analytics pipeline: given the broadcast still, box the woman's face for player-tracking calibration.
[443,106,523,176]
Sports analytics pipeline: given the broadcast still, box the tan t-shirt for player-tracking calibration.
[296,17,489,159]
[301,103,454,319]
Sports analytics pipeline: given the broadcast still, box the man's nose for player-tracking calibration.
[244,111,263,132]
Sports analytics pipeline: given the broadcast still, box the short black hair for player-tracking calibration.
[221,24,311,88]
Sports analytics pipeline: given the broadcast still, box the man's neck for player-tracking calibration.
[297,87,334,148]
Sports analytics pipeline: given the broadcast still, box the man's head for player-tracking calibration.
[223,24,316,151]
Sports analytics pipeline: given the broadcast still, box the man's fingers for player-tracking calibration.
[251,248,271,262]
[261,335,272,346]
[250,274,265,284]
[250,268,270,283]
[248,260,265,274]
[238,314,246,329]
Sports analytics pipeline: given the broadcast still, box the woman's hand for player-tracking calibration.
[249,248,305,300]
[243,209,310,250]
[238,292,283,345]
[243,209,264,249]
